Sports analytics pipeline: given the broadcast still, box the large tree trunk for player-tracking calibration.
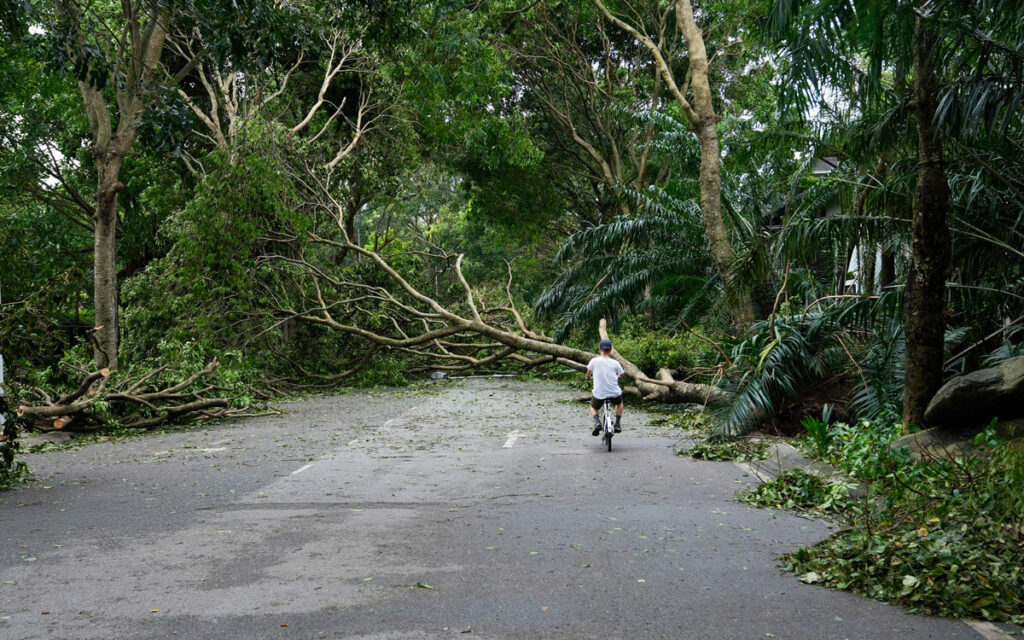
[91,146,127,368]
[678,0,754,333]
[903,15,951,428]
[695,120,753,331]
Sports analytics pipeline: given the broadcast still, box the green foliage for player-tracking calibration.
[714,311,840,436]
[685,438,771,463]
[783,437,1024,624]
[0,29,95,375]
[610,322,720,378]
[801,403,835,459]
[745,418,1024,623]
[738,469,855,518]
[0,392,30,491]
[535,179,716,341]
[121,146,305,362]
[826,418,910,481]
[350,355,408,388]
[765,0,1024,381]
[19,340,260,433]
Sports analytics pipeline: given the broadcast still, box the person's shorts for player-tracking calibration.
[590,394,623,410]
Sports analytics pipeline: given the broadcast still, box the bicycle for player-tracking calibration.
[600,398,615,452]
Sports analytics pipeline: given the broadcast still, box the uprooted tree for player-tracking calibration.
[261,189,731,406]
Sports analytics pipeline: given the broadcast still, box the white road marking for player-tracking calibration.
[964,620,1015,640]
[199,447,227,453]
[291,463,314,476]
[208,439,230,446]
[503,430,522,448]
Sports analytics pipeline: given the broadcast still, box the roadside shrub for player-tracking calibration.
[824,417,911,480]
[800,403,835,458]
[782,425,1024,623]
[1,392,30,491]
[612,323,719,377]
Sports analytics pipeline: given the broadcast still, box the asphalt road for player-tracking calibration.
[0,379,1007,639]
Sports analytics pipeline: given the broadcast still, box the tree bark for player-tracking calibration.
[676,0,754,332]
[903,14,951,428]
[91,145,127,368]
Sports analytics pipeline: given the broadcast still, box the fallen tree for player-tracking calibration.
[264,214,730,405]
[17,360,234,432]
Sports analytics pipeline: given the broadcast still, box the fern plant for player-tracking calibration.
[714,311,841,436]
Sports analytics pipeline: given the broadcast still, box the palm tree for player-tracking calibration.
[768,0,1024,428]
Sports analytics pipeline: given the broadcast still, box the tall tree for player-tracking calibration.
[592,0,756,333]
[50,0,175,368]
[903,10,950,428]
[769,0,1024,427]
[38,0,296,368]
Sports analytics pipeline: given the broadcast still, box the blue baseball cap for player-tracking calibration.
[598,339,612,351]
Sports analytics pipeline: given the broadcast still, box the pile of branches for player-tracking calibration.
[17,360,232,432]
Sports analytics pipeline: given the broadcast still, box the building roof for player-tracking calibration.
[810,156,839,175]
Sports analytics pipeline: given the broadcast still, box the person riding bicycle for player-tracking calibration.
[586,339,625,436]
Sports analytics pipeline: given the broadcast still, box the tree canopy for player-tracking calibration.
[1,0,1022,436]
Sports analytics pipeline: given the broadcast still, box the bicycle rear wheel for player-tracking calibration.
[602,401,614,451]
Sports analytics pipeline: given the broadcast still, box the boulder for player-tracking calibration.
[890,427,969,461]
[924,356,1024,430]
[891,417,1024,462]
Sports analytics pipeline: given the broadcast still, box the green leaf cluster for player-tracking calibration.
[751,418,1024,624]
[738,468,856,518]
[685,438,771,463]
[121,144,306,363]
[611,321,722,379]
[783,441,1024,623]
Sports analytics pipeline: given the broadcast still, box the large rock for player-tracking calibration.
[891,417,1024,462]
[924,356,1024,429]
[890,427,969,461]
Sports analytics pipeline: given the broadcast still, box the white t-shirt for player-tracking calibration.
[588,356,624,400]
